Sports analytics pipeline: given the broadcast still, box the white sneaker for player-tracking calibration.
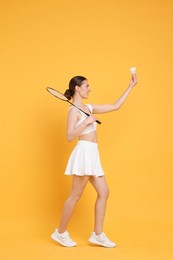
[89,232,116,248]
[51,229,77,247]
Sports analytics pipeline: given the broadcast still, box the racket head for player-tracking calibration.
[46,87,68,101]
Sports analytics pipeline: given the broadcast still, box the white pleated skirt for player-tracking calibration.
[64,140,104,177]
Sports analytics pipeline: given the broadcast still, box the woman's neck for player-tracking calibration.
[72,95,83,107]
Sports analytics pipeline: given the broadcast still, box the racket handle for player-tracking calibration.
[96,120,101,125]
[83,111,101,124]
[76,109,101,125]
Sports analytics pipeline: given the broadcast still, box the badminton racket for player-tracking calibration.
[46,87,101,124]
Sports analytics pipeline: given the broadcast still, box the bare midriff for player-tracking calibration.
[79,131,97,143]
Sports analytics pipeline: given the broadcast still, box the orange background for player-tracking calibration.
[0,0,173,259]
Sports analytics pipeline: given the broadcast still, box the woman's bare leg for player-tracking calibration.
[58,175,89,233]
[89,176,109,235]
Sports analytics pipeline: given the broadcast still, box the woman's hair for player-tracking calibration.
[64,76,87,100]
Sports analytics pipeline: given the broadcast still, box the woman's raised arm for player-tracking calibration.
[92,74,138,114]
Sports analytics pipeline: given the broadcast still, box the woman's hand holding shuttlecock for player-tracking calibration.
[129,67,138,88]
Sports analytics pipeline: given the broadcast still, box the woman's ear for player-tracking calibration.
[75,85,80,92]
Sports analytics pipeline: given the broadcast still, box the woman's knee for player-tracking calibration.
[70,189,84,202]
[99,187,110,200]
[105,187,110,199]
[69,175,89,202]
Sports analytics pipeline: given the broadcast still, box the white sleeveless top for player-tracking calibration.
[69,104,97,136]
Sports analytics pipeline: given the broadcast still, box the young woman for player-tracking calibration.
[51,74,138,247]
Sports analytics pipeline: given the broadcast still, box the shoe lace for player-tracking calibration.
[63,233,73,242]
[99,232,110,242]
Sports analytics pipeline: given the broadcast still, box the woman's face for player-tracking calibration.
[78,80,91,99]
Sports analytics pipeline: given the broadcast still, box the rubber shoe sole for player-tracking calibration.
[89,236,116,248]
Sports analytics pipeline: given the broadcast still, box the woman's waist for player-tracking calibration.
[79,131,97,143]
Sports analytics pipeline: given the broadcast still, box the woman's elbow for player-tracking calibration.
[114,106,120,111]
[66,133,75,142]
[113,104,120,111]
[66,135,72,142]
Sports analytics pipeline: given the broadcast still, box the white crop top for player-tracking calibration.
[69,104,97,136]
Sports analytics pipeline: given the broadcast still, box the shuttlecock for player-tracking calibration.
[129,67,136,74]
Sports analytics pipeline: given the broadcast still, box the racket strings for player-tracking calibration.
[47,87,67,101]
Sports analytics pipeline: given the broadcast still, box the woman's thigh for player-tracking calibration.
[69,175,90,197]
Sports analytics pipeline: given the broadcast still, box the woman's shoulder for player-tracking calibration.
[68,106,83,118]
[68,105,80,112]
[68,106,78,114]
